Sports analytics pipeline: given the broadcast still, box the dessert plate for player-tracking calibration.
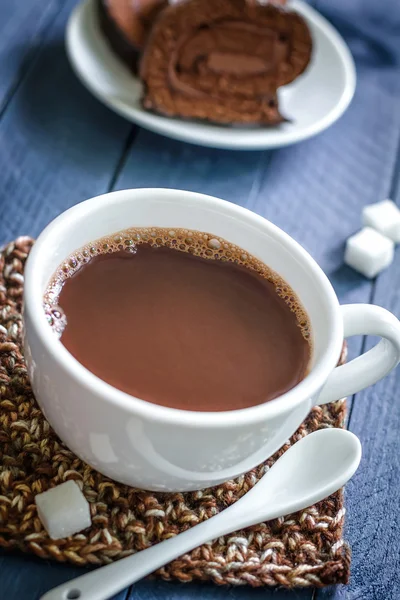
[66,0,356,150]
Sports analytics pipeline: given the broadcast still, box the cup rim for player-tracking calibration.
[24,188,343,428]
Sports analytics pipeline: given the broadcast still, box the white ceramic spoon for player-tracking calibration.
[41,428,361,600]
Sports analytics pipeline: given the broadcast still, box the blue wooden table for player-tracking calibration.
[1,0,399,598]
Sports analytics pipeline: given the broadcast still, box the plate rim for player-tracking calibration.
[65,0,357,150]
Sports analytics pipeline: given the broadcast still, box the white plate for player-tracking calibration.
[66,0,356,150]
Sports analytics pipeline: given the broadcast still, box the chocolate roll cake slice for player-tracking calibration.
[140,0,312,125]
[98,0,167,73]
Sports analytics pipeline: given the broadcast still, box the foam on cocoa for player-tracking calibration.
[44,226,311,345]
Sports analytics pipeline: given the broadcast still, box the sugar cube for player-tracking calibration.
[362,200,400,243]
[344,227,394,278]
[35,480,91,540]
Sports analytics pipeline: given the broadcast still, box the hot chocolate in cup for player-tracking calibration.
[24,188,400,491]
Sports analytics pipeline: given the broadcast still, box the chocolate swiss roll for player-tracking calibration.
[98,0,167,73]
[140,0,312,125]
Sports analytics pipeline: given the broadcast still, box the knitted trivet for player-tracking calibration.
[0,237,350,588]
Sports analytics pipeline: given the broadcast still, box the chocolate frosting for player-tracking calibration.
[140,0,312,125]
[167,20,290,100]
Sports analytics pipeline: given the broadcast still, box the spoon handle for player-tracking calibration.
[40,501,248,600]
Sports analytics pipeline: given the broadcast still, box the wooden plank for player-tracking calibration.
[323,189,400,600]
[0,0,63,113]
[0,2,131,599]
[315,0,400,597]
[0,0,133,246]
[0,550,128,600]
[127,580,311,600]
[112,132,270,203]
[316,0,400,76]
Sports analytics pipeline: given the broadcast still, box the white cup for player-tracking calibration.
[23,189,400,491]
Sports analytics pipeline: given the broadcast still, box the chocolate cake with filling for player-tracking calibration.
[98,0,167,73]
[140,0,312,125]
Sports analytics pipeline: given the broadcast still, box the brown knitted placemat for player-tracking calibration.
[0,237,350,588]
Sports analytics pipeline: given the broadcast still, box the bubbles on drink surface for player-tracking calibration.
[44,305,67,339]
[43,227,311,343]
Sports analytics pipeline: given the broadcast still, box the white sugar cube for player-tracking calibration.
[345,227,394,278]
[362,200,400,243]
[35,480,91,540]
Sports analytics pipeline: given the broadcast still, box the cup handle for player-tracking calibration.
[317,304,400,405]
